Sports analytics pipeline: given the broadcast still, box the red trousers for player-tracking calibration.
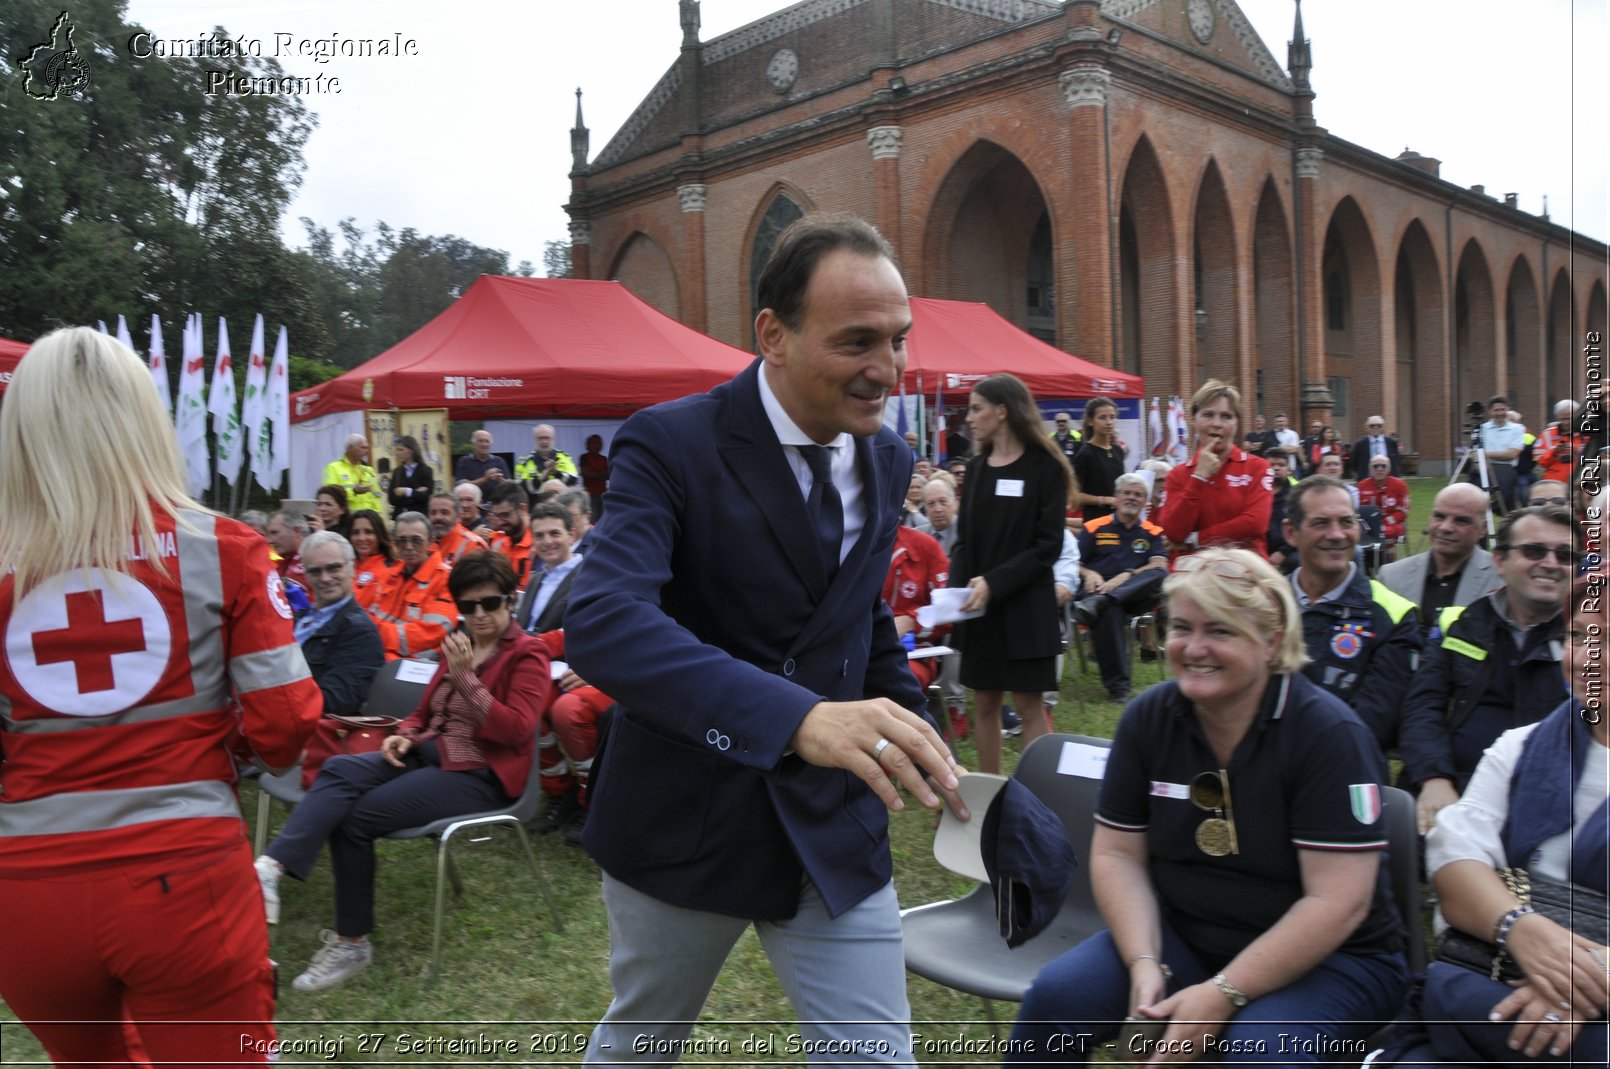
[536,684,613,804]
[0,841,276,1067]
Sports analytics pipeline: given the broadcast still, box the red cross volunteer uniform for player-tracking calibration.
[0,510,320,1065]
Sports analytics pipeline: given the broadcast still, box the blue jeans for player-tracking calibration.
[1008,924,1408,1064]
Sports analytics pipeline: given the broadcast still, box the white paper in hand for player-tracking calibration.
[916,587,986,630]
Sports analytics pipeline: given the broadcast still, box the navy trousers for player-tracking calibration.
[266,741,509,936]
[1419,961,1607,1065]
[1086,569,1166,695]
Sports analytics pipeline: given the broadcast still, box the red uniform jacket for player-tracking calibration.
[368,546,455,659]
[353,553,399,610]
[1357,476,1410,529]
[437,525,489,567]
[0,510,320,877]
[1160,447,1273,559]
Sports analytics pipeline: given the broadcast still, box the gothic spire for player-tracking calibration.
[680,0,700,46]
[1288,0,1312,90]
[570,87,590,172]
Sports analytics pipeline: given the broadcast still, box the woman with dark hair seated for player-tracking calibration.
[1009,547,1407,1063]
[314,483,352,540]
[253,550,549,993]
[346,508,397,609]
[1410,571,1608,1063]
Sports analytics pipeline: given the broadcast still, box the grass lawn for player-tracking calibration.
[0,478,1448,1065]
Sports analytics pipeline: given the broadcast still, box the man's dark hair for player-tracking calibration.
[529,501,572,532]
[1495,504,1579,552]
[487,481,527,509]
[447,549,517,599]
[1489,394,1509,408]
[1285,474,1354,529]
[756,213,895,331]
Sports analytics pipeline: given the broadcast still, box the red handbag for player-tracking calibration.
[300,716,398,789]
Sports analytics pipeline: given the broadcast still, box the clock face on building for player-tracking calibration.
[766,48,798,93]
[1187,0,1215,43]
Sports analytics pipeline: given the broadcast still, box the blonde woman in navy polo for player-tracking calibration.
[1008,548,1407,1063]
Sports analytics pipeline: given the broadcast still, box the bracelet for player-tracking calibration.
[1494,905,1535,949]
[1128,954,1173,979]
[1212,971,1249,1008]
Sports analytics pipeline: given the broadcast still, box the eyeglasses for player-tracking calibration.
[394,535,429,547]
[304,563,348,578]
[1530,497,1569,507]
[1191,769,1240,856]
[1497,542,1581,565]
[455,595,508,616]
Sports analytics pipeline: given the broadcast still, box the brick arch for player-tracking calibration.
[738,184,814,348]
[1320,197,1382,440]
[919,139,1056,338]
[1394,219,1446,458]
[1191,159,1239,389]
[607,230,680,321]
[1252,178,1295,421]
[1117,136,1178,394]
[1547,269,1574,408]
[1503,256,1541,423]
[1588,279,1608,373]
[1454,240,1498,412]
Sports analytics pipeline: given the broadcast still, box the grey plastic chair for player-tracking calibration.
[900,732,1112,1029]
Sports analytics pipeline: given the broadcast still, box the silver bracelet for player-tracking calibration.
[1128,954,1172,979]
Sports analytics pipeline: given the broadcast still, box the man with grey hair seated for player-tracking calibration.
[296,531,385,719]
[1070,473,1168,702]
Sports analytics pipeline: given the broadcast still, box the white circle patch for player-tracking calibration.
[266,569,292,619]
[5,569,172,716]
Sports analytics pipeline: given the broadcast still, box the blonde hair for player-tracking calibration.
[1190,379,1242,423]
[0,327,202,599]
[1163,547,1308,674]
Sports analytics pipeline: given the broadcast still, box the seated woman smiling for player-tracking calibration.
[1009,547,1406,1064]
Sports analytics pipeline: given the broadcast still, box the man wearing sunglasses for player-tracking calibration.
[1399,504,1576,834]
[365,512,456,660]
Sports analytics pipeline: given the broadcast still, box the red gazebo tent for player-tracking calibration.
[0,336,30,396]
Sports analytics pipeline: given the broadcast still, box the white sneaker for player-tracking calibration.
[254,855,282,925]
[292,930,373,992]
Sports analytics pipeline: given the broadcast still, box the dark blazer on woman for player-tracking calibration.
[398,621,549,798]
[387,461,436,518]
[949,446,1066,660]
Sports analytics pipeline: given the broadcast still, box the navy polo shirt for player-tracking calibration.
[1095,673,1402,969]
[1077,514,1165,581]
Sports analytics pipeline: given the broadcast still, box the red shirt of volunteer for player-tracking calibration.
[0,327,320,1066]
[1158,378,1273,560]
[1356,455,1410,541]
[882,525,951,689]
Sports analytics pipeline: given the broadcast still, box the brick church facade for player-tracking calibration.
[565,0,1606,470]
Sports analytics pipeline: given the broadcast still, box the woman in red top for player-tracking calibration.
[254,551,549,993]
[1306,425,1345,474]
[1160,379,1273,559]
[579,433,610,521]
[348,508,398,609]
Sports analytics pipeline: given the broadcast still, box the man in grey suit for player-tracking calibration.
[1377,483,1497,631]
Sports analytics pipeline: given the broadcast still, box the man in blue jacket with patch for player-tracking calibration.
[567,214,964,1066]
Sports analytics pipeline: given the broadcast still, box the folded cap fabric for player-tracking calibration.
[932,773,1009,881]
[981,778,1077,948]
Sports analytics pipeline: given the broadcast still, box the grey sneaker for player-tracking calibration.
[292,930,372,992]
[254,855,281,925]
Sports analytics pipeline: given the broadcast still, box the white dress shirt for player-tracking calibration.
[758,364,866,564]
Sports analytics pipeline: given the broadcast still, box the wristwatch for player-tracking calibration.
[1212,972,1248,1007]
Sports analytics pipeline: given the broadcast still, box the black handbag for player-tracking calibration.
[1436,867,1610,982]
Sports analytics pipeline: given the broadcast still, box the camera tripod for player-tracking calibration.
[1448,427,1505,539]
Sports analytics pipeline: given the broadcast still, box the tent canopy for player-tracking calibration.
[903,298,1143,399]
[0,336,29,395]
[290,276,754,422]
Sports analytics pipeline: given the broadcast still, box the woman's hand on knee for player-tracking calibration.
[1492,982,1585,1059]
[381,734,413,767]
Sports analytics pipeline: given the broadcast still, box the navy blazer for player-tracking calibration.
[300,596,385,718]
[1350,434,1401,477]
[567,359,926,921]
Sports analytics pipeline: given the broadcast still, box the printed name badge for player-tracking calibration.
[996,479,1025,498]
[1056,740,1109,779]
[1150,781,1190,800]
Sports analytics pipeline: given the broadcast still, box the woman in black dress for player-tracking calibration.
[950,373,1077,773]
[386,435,435,519]
[1073,396,1126,520]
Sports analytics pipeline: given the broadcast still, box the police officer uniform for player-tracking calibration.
[1292,565,1422,755]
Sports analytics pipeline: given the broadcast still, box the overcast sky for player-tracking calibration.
[119,0,1606,272]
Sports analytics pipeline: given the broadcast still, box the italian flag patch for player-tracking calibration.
[1349,783,1382,825]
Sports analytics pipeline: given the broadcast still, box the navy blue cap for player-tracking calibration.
[981,778,1077,948]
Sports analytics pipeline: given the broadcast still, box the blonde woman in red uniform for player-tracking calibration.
[1159,379,1274,559]
[0,327,321,1065]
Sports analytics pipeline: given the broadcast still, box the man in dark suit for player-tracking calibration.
[513,502,584,635]
[567,215,964,1065]
[1350,414,1401,477]
[295,531,384,717]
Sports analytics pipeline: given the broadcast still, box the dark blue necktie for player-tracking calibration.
[798,444,843,576]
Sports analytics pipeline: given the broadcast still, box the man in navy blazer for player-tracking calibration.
[567,215,964,1065]
[1350,415,1402,477]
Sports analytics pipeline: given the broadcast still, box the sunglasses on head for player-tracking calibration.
[455,595,508,615]
[1191,769,1239,856]
[1497,542,1581,565]
[1174,555,1256,582]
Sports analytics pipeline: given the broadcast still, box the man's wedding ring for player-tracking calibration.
[873,737,892,761]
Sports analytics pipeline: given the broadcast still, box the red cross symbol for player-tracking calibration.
[32,589,148,693]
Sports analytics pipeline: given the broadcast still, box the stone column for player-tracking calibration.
[866,126,904,253]
[1294,145,1333,424]
[1060,65,1113,363]
[677,183,709,332]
